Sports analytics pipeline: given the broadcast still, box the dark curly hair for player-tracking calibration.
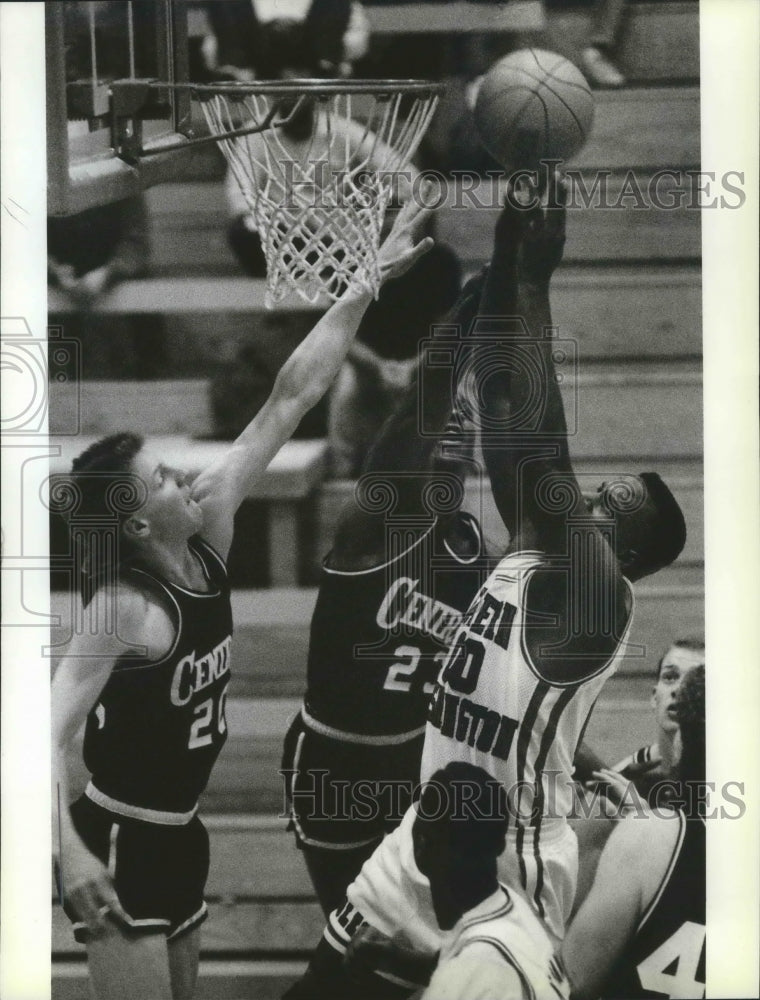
[675,664,705,788]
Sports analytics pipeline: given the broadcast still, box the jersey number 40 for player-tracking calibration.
[637,921,705,999]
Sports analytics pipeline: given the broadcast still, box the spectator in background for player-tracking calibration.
[48,195,150,307]
[201,0,370,85]
[581,0,627,88]
[47,195,164,379]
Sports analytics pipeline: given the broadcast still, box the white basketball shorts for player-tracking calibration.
[347,803,578,944]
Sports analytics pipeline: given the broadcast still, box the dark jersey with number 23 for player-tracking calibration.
[83,536,233,814]
[305,513,485,738]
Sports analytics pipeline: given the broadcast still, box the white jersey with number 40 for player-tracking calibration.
[420,549,634,827]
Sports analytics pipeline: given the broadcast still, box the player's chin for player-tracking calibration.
[661,708,680,732]
[185,497,204,529]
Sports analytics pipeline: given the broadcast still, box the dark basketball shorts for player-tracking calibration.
[281,711,425,851]
[61,794,210,943]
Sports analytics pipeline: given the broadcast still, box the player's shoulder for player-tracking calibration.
[487,547,546,588]
[606,808,683,876]
[92,576,176,657]
[327,507,434,573]
[518,556,632,683]
[608,808,686,919]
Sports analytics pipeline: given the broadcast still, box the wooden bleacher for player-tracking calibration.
[363,1,546,34]
[545,1,700,84]
[47,381,328,586]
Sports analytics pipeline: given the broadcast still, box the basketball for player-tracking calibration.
[473,49,594,171]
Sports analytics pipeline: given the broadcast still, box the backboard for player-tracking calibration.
[47,1,192,216]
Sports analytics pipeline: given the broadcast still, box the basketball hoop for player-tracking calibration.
[198,80,441,306]
[110,78,441,306]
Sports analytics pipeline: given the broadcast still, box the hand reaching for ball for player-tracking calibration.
[518,171,569,285]
[494,171,568,287]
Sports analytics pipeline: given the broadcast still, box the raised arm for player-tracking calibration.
[478,177,632,678]
[329,268,488,570]
[191,195,434,558]
[478,176,579,551]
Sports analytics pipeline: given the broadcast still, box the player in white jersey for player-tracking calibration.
[416,765,570,1000]
[281,173,688,999]
[418,173,686,934]
[339,763,569,1000]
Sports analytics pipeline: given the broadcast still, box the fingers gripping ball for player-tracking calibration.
[474,49,594,172]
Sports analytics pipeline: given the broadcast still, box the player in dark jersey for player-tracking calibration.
[579,637,705,805]
[562,665,706,1000]
[282,269,493,915]
[569,637,705,914]
[52,196,434,1000]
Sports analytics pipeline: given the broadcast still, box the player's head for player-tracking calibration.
[651,638,705,736]
[70,432,202,578]
[432,410,474,490]
[583,472,686,581]
[413,763,507,930]
[673,663,705,788]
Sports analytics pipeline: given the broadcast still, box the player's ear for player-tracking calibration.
[123,515,150,541]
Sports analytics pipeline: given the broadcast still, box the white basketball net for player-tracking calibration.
[201,85,439,307]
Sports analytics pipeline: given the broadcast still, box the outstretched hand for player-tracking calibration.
[376,185,435,284]
[496,171,568,287]
[519,172,568,285]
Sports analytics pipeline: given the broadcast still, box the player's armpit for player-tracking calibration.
[422,954,525,1000]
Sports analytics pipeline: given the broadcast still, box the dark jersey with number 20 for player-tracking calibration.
[83,536,233,814]
[604,812,705,1000]
[305,513,485,738]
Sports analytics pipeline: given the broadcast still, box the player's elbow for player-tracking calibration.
[51,710,79,760]
[273,357,328,415]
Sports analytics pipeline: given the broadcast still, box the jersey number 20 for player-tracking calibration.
[188,681,230,749]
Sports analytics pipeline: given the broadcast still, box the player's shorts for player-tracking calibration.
[281,709,425,851]
[62,792,210,943]
[343,803,577,946]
